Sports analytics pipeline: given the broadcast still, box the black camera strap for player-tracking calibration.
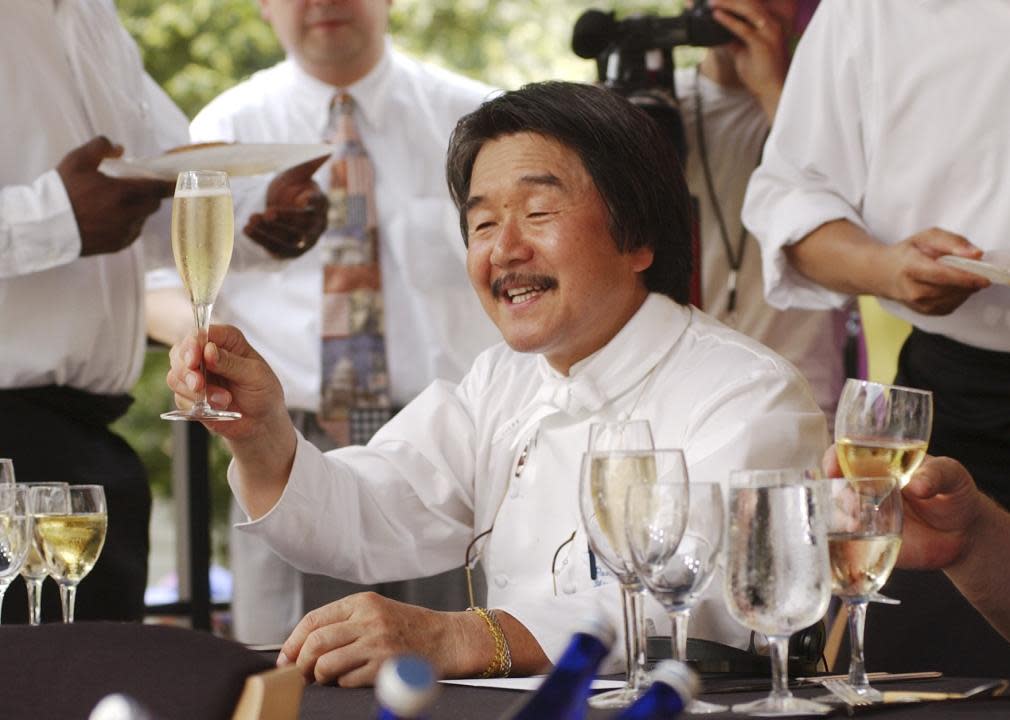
[693,65,767,316]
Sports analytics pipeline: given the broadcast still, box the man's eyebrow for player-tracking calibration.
[464,173,564,214]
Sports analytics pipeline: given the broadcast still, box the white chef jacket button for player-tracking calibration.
[494,574,509,588]
[562,582,577,595]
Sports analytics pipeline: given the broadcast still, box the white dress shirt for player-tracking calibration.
[675,67,844,417]
[743,0,1010,353]
[234,294,828,670]
[0,0,188,393]
[164,42,500,409]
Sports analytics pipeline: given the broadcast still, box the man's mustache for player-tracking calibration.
[491,273,558,298]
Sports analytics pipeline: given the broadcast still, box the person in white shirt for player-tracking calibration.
[148,0,500,644]
[0,0,326,624]
[673,0,843,419]
[165,81,827,685]
[742,0,1010,676]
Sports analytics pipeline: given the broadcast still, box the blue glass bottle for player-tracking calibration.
[507,614,616,720]
[375,655,440,720]
[613,660,699,720]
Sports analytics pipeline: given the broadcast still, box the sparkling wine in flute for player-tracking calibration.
[590,454,656,564]
[835,437,928,489]
[172,188,234,306]
[828,532,902,598]
[35,513,108,583]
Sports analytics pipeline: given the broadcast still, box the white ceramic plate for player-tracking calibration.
[98,143,334,180]
[938,253,1010,285]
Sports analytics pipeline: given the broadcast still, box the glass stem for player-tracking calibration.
[627,587,648,689]
[670,608,691,662]
[191,302,214,411]
[59,583,76,623]
[26,577,43,625]
[847,600,871,690]
[768,635,793,702]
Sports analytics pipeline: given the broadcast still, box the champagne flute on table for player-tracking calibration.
[823,476,903,703]
[0,485,33,620]
[724,469,832,717]
[585,419,654,706]
[579,446,688,709]
[161,169,241,421]
[33,485,107,623]
[834,379,930,605]
[626,481,727,714]
[21,482,69,625]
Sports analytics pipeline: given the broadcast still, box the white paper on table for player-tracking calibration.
[439,676,625,691]
[98,143,335,180]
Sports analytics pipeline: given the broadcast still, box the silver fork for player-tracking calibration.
[820,678,876,707]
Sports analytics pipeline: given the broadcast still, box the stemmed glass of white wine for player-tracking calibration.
[824,476,903,703]
[834,380,932,489]
[724,469,833,717]
[0,485,33,620]
[33,485,108,623]
[21,482,69,625]
[161,169,241,421]
[579,445,688,709]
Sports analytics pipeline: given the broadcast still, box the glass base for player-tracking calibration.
[868,592,900,605]
[588,685,649,709]
[687,698,729,714]
[161,408,242,421]
[732,694,833,717]
[814,686,883,705]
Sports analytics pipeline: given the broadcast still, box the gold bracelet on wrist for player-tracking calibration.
[468,606,512,678]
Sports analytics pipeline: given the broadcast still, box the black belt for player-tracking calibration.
[0,385,133,428]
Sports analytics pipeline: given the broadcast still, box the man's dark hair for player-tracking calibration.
[446,80,692,304]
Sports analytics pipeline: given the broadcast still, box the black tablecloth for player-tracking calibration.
[299,675,1010,719]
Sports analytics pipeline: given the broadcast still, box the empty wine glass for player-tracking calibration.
[0,459,14,486]
[579,447,688,709]
[0,485,33,620]
[21,482,70,625]
[627,481,727,714]
[33,485,108,623]
[724,469,832,717]
[161,169,241,421]
[825,476,903,703]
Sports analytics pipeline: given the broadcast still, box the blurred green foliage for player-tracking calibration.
[112,0,687,559]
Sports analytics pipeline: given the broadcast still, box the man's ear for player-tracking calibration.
[630,246,654,273]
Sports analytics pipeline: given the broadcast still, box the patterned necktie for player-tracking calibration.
[319,93,392,446]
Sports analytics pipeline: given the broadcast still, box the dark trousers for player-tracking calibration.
[862,329,1010,676]
[0,386,151,623]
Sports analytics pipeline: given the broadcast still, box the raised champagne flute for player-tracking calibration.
[0,485,33,620]
[724,469,832,717]
[33,484,107,623]
[626,481,726,714]
[834,379,929,605]
[579,446,688,709]
[21,482,69,625]
[161,169,241,421]
[824,476,903,703]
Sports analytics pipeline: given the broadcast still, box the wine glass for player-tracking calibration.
[834,379,929,606]
[161,169,241,421]
[0,485,33,620]
[824,476,902,703]
[579,446,688,709]
[21,482,70,625]
[724,469,832,717]
[0,459,15,486]
[626,481,727,714]
[33,485,108,623]
[585,419,655,706]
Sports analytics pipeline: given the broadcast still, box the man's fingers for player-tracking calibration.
[913,229,982,259]
[281,154,331,182]
[64,135,123,171]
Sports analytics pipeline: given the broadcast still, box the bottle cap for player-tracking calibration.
[649,660,700,702]
[375,655,440,718]
[572,610,617,649]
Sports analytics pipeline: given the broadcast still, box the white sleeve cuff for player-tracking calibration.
[0,169,81,277]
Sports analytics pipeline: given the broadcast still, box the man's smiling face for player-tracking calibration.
[464,132,653,375]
